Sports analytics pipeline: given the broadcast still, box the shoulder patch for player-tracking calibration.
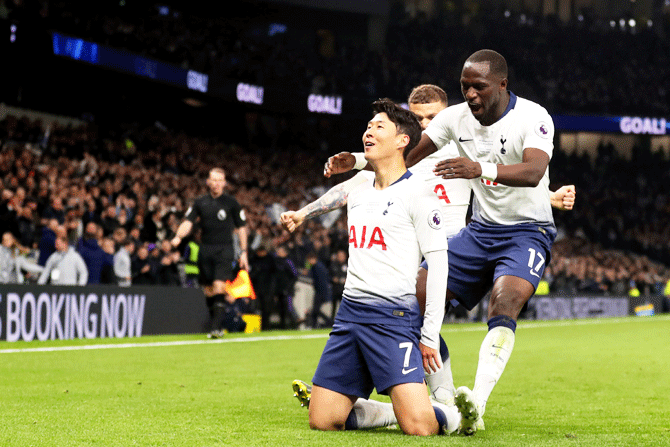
[534,121,551,139]
[428,209,443,230]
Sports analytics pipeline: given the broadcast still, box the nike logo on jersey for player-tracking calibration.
[458,136,473,142]
[402,367,418,375]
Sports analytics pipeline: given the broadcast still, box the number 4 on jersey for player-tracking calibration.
[434,184,451,204]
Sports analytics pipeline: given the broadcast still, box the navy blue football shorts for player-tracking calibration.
[312,320,424,398]
[421,221,556,311]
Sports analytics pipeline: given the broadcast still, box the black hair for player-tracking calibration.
[466,49,508,79]
[371,98,422,154]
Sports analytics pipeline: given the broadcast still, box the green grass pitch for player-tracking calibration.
[1,315,669,446]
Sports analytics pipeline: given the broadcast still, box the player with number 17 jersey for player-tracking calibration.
[423,92,557,311]
[425,92,555,228]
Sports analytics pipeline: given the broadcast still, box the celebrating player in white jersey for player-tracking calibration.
[281,99,461,436]
[323,50,572,435]
[318,84,574,413]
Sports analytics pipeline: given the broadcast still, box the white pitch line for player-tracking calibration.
[0,315,667,354]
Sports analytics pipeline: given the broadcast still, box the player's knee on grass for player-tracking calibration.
[390,383,440,436]
[397,411,439,436]
[308,386,354,431]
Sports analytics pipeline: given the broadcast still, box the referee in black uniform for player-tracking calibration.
[172,168,249,337]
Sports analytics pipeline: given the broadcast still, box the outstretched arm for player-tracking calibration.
[434,147,550,187]
[405,133,439,168]
[550,185,576,210]
[170,220,193,248]
[324,134,439,178]
[281,173,368,232]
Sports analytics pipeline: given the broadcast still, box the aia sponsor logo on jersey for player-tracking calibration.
[349,225,387,250]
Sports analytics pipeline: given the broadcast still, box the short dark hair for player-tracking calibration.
[371,98,422,154]
[466,49,508,79]
[408,84,447,106]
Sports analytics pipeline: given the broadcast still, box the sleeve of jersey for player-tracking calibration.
[421,250,448,350]
[409,188,448,349]
[522,108,554,157]
[232,200,247,228]
[423,107,455,151]
[184,200,199,223]
[410,188,448,255]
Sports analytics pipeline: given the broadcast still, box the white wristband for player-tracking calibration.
[352,152,367,170]
[480,162,498,181]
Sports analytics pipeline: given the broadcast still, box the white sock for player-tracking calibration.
[349,399,397,429]
[473,326,515,415]
[432,400,461,434]
[425,356,456,406]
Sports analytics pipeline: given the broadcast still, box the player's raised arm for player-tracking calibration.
[325,133,440,177]
[434,147,550,187]
[323,152,357,177]
[404,133,440,168]
[281,173,368,232]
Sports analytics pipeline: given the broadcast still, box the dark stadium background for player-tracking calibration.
[1,0,669,339]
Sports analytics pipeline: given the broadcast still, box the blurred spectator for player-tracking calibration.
[0,231,43,284]
[76,221,110,285]
[114,238,135,286]
[273,245,298,328]
[155,239,181,286]
[100,237,116,284]
[249,240,277,330]
[182,237,200,288]
[132,244,158,285]
[37,218,64,266]
[38,236,88,285]
[15,195,38,247]
[42,196,65,225]
[305,251,332,329]
[329,248,347,315]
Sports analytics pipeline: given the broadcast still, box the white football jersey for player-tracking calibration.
[343,171,447,308]
[425,93,555,226]
[409,141,472,237]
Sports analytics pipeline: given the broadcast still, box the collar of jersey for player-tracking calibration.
[494,91,517,123]
[373,169,412,188]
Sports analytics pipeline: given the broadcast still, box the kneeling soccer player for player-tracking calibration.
[281,99,460,435]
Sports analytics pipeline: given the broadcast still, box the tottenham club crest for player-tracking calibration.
[428,209,443,230]
[217,209,227,220]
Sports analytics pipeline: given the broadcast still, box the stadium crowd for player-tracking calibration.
[1,0,670,327]
[4,0,668,116]
[1,110,669,325]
